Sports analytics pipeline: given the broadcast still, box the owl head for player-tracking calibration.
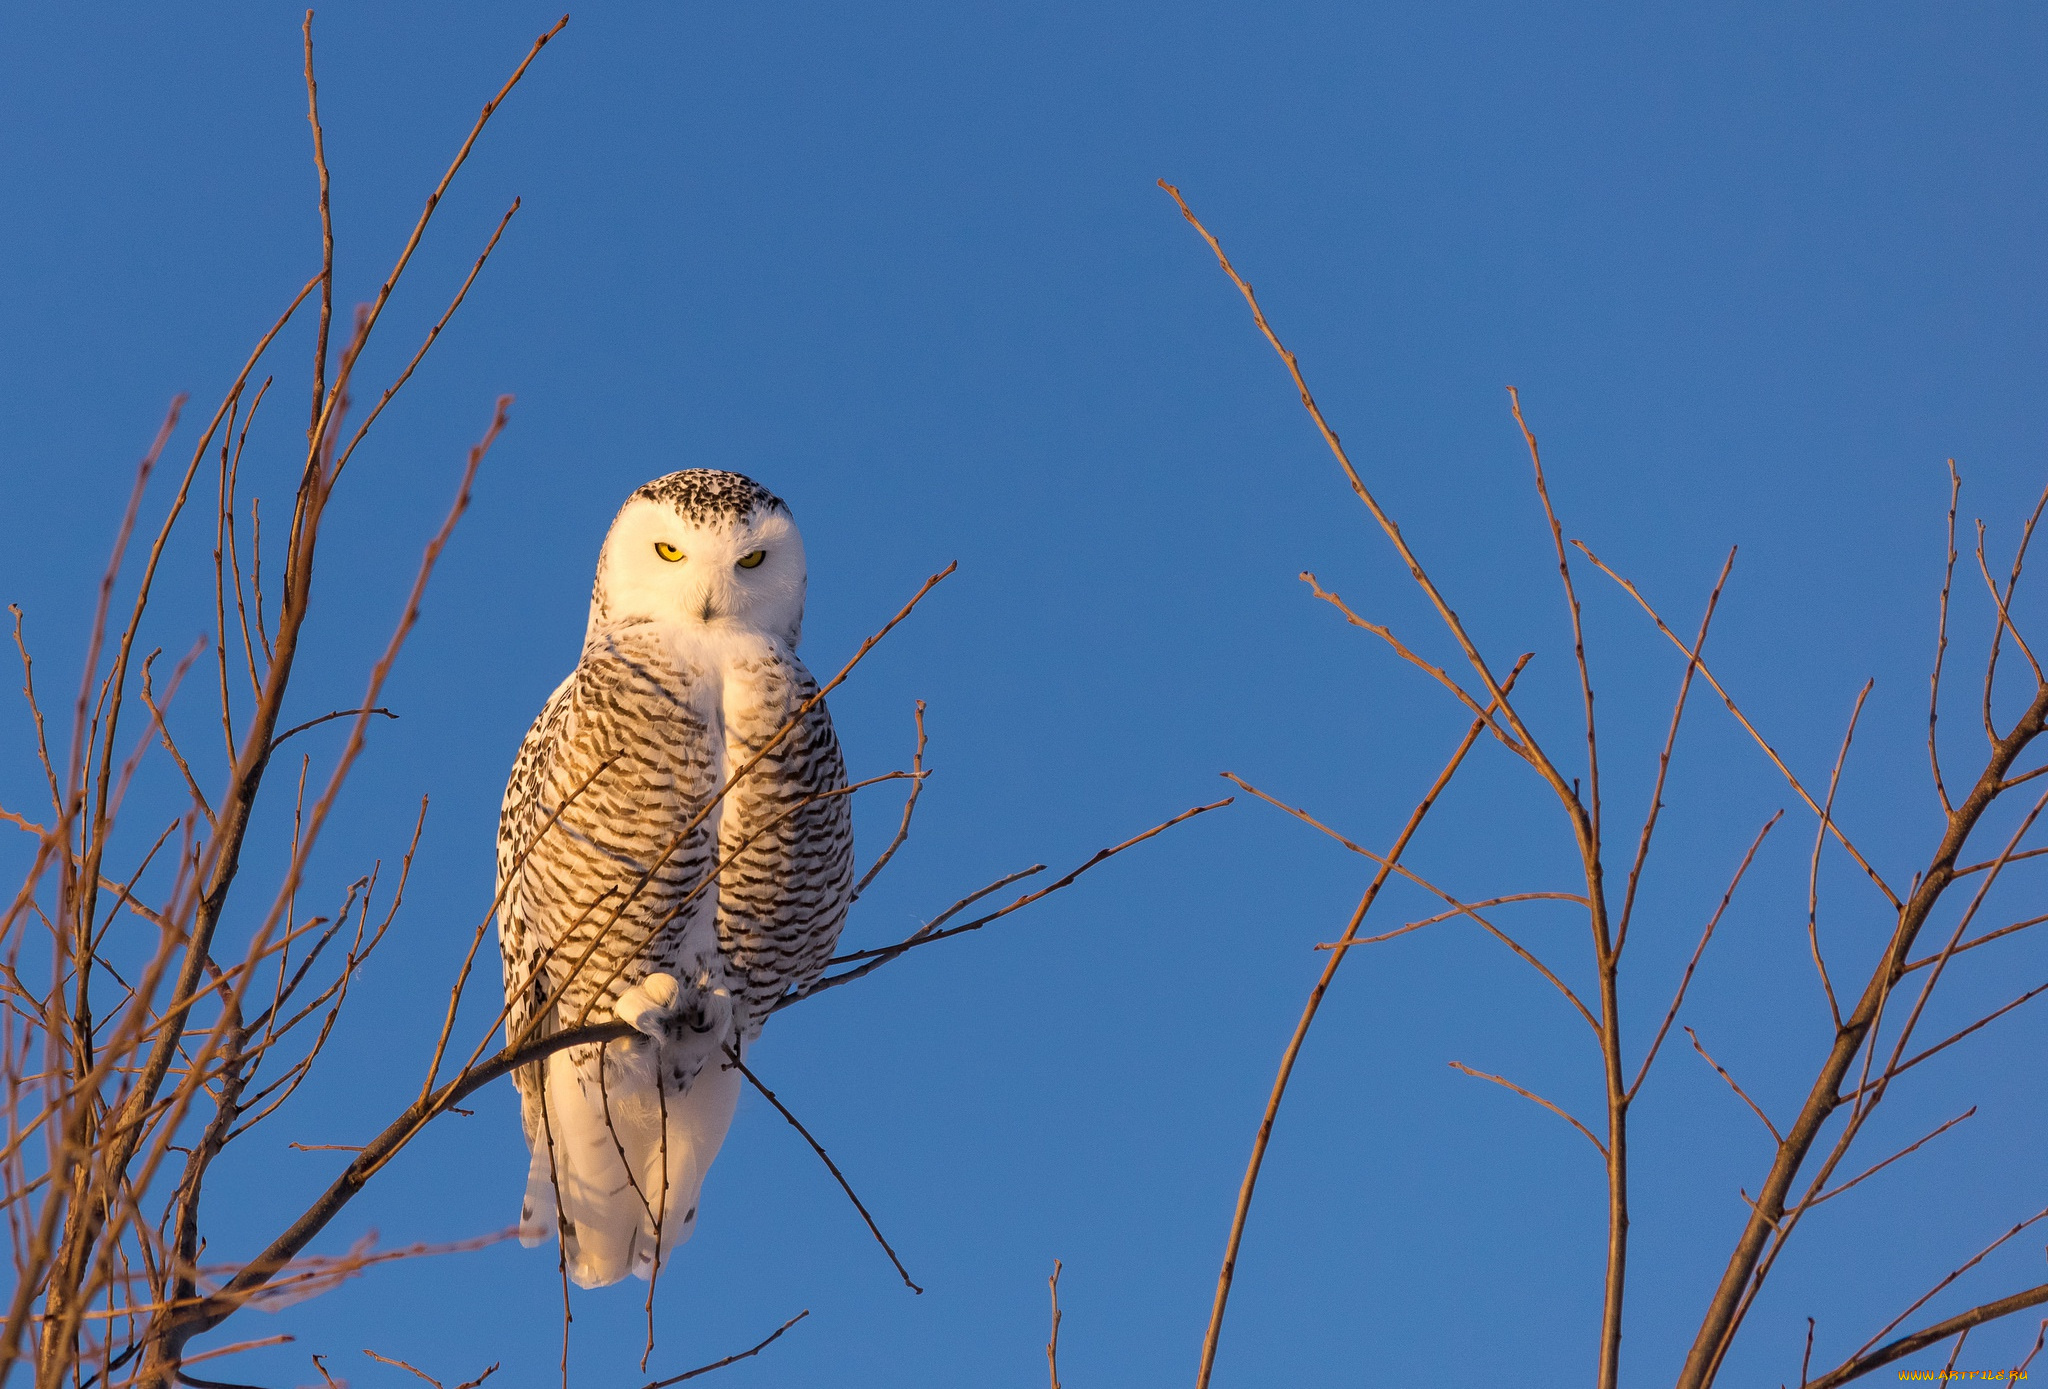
[586,470,808,648]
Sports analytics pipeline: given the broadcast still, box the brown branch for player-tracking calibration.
[219,378,271,713]
[1980,480,2048,742]
[268,708,395,752]
[364,1349,442,1387]
[849,701,928,903]
[170,1016,636,1347]
[1930,460,1960,812]
[1193,659,1526,1389]
[1859,787,2048,1130]
[1223,771,1599,1034]
[799,799,1228,998]
[1046,1260,1063,1389]
[140,649,214,827]
[303,12,333,451]
[1685,1026,1781,1144]
[1573,538,1902,913]
[2019,1321,2048,1379]
[1978,517,2047,697]
[330,199,521,485]
[1509,387,1602,851]
[1997,760,2048,792]
[638,1310,808,1389]
[1298,572,1517,751]
[362,1348,500,1389]
[1805,682,1872,1031]
[171,1332,293,1384]
[1874,977,2048,1088]
[791,866,1043,1005]
[1801,1107,1973,1212]
[1951,842,2048,877]
[725,1048,920,1294]
[1157,180,1559,785]
[1901,914,2048,973]
[28,267,320,1382]
[1616,549,1734,956]
[119,404,512,1382]
[1314,891,1583,950]
[1447,1061,1606,1158]
[1629,811,1782,1101]
[1160,182,1639,1384]
[1942,1326,1972,1379]
[305,16,567,464]
[1805,1256,2048,1386]
[10,607,62,821]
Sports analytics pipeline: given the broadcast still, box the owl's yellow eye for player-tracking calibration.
[736,549,766,569]
[654,541,685,563]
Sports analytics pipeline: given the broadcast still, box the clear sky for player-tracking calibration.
[5,3,2048,1385]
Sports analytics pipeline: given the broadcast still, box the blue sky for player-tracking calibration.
[5,2,2048,1385]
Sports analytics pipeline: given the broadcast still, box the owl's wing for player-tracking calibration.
[497,673,577,1148]
[498,638,729,1077]
[716,649,855,1033]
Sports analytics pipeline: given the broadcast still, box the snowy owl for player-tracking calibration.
[495,469,854,1288]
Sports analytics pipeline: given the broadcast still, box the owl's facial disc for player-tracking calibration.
[592,494,807,647]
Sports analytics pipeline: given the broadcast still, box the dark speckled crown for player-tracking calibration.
[632,469,788,525]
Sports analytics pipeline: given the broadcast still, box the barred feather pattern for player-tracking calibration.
[496,626,725,1134]
[496,626,854,1099]
[715,646,853,1034]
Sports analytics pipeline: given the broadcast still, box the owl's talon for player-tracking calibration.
[614,972,682,1038]
[691,986,730,1034]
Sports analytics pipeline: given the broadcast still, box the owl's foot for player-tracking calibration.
[613,970,733,1042]
[613,973,681,1039]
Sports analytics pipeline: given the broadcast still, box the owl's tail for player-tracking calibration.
[517,1038,741,1288]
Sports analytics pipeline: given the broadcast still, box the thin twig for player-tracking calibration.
[1509,386,1601,850]
[725,1049,920,1294]
[1193,659,1526,1389]
[1616,549,1735,956]
[638,1310,808,1389]
[1867,979,2048,1087]
[800,800,1228,997]
[1685,1027,1782,1144]
[1314,892,1583,950]
[1046,1259,1063,1389]
[362,1349,443,1388]
[849,701,928,904]
[330,200,522,484]
[1930,460,1960,813]
[1299,573,1517,751]
[1629,811,1782,1100]
[1573,538,1901,913]
[1802,1107,1973,1212]
[1223,772,1599,1034]
[268,708,395,752]
[1805,682,1872,1031]
[303,12,334,450]
[1447,1061,1606,1157]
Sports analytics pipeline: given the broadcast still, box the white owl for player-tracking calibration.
[496,470,853,1288]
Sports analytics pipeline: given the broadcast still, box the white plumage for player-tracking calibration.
[496,470,853,1288]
